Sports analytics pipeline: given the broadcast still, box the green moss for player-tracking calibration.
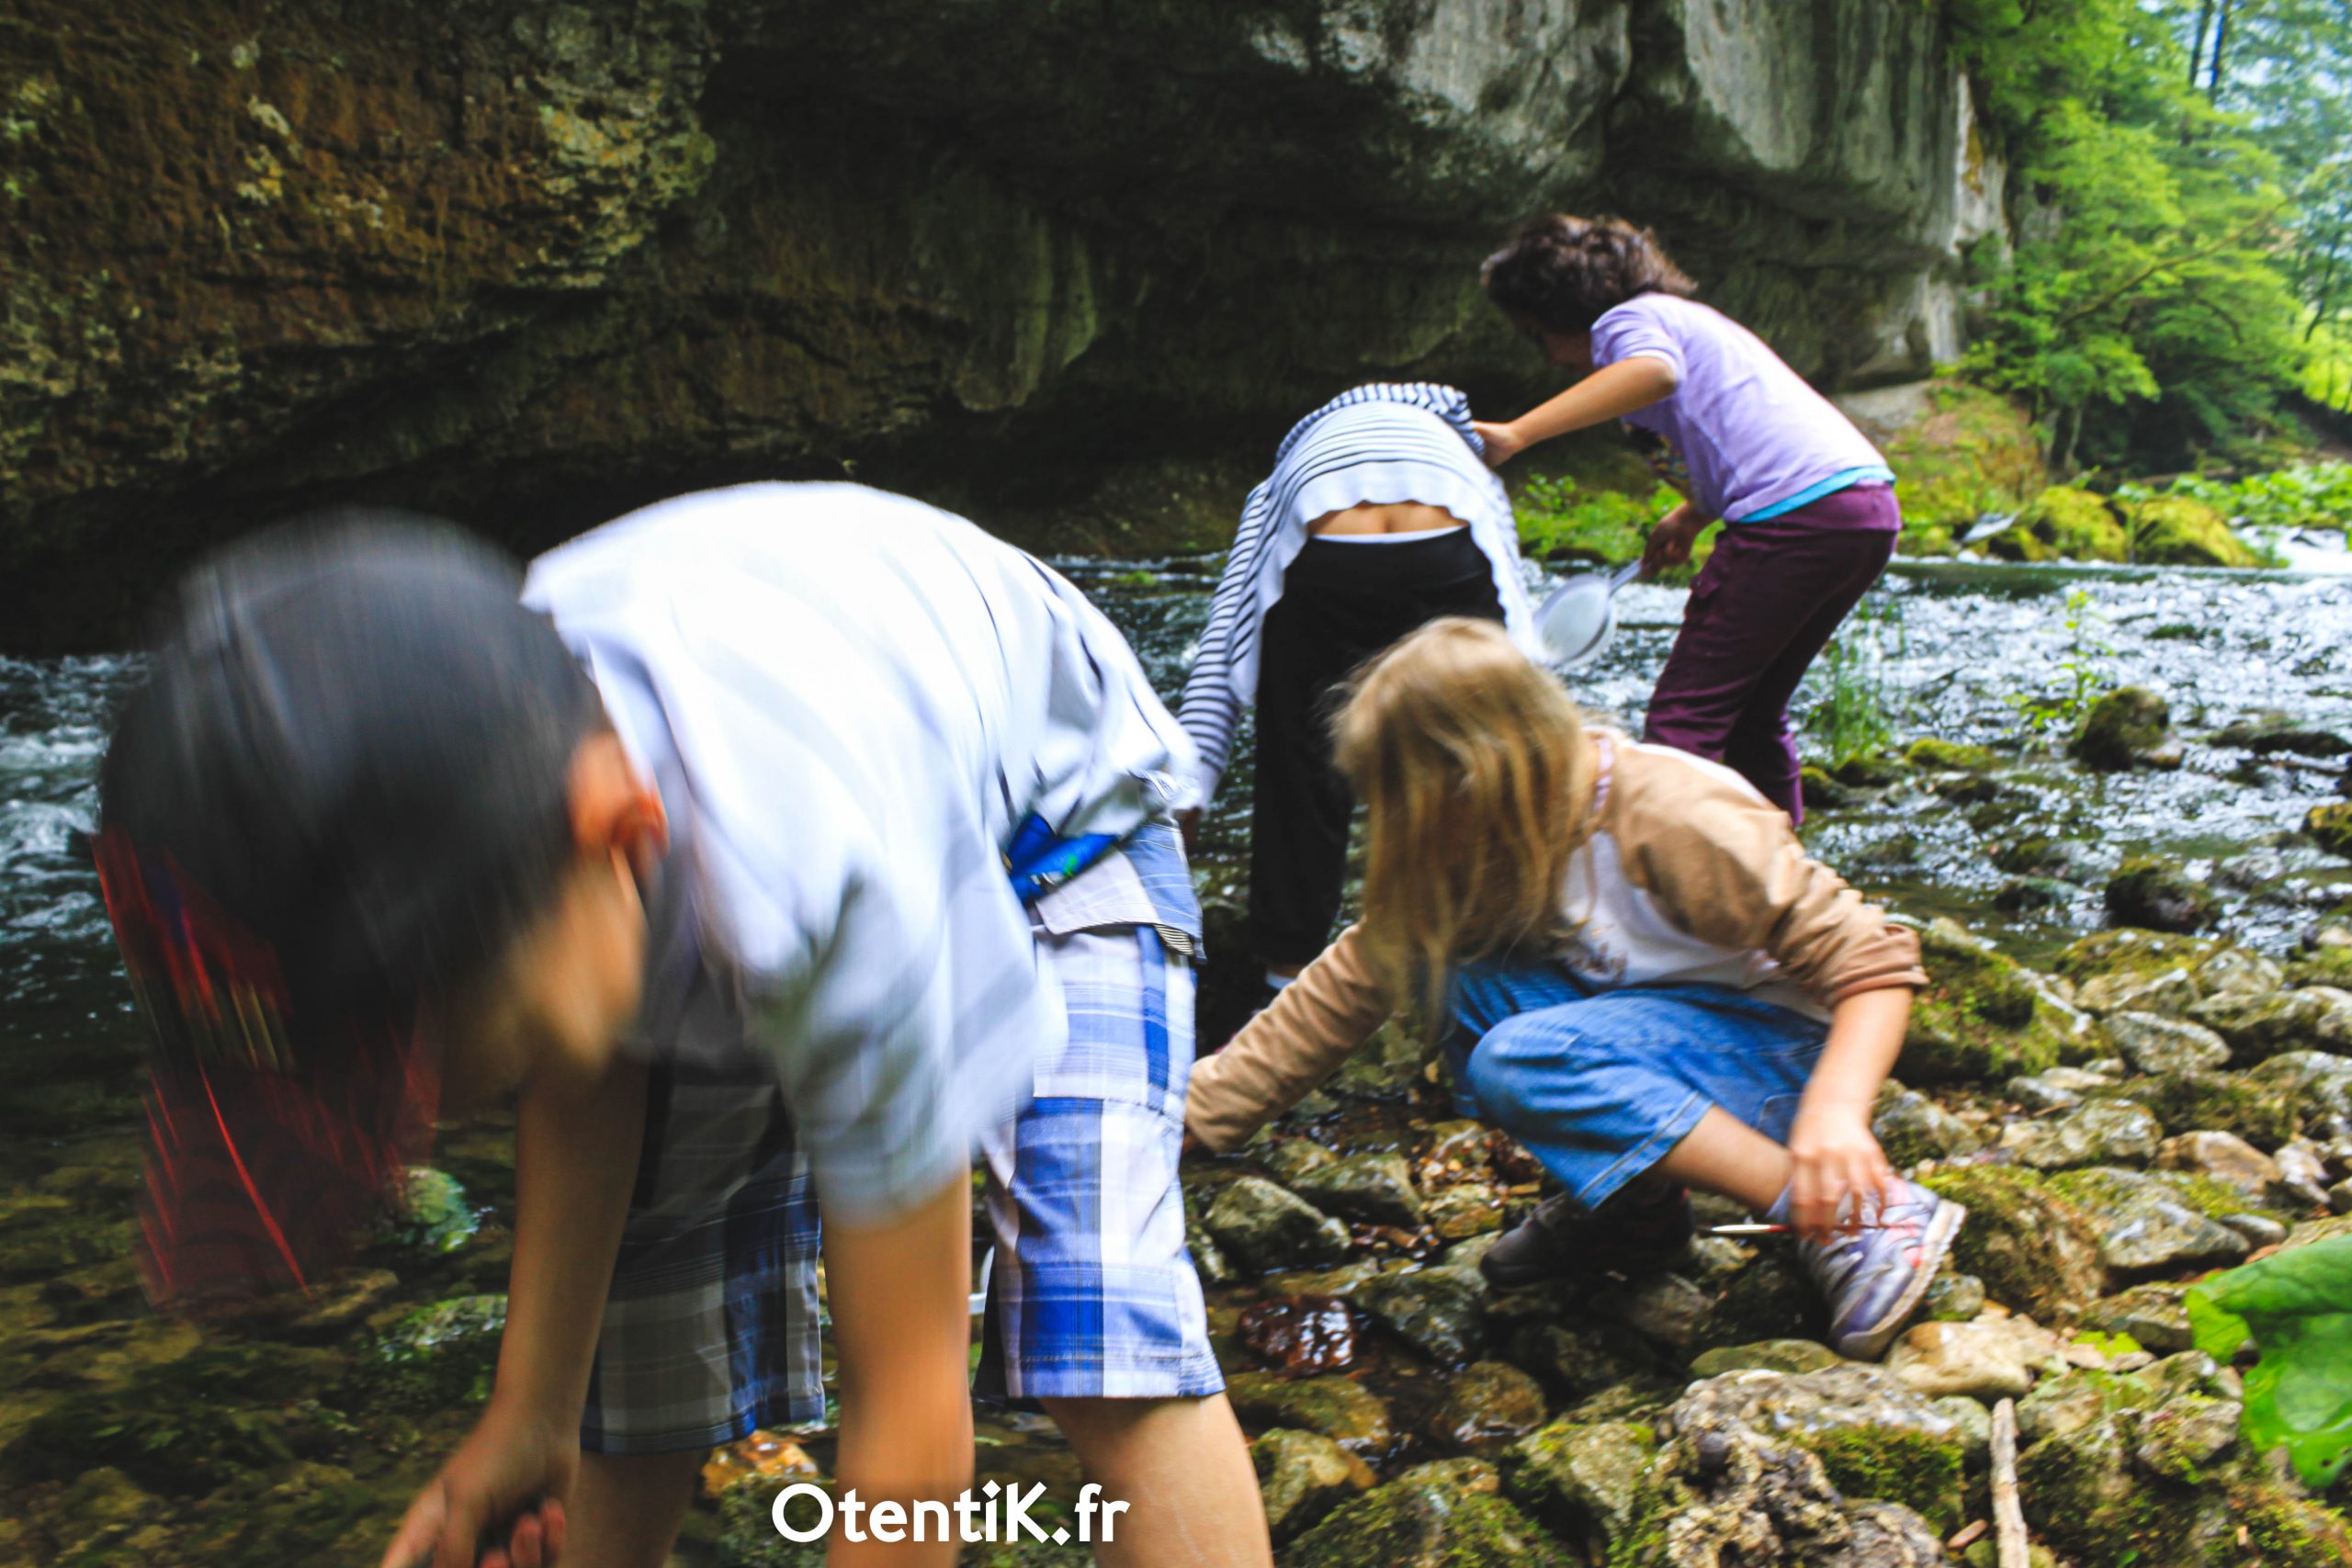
[2130,495,2260,568]
[2232,1484,2352,1567]
[2305,803,2352,859]
[1872,380,2045,528]
[2286,945,2352,988]
[1900,924,2066,1083]
[1917,1165,2106,1320]
[345,1294,506,1415]
[2088,1070,2297,1148]
[1796,1427,1965,1536]
[1905,737,1998,772]
[1986,486,2130,563]
[1288,1461,1573,1567]
[2071,686,2178,773]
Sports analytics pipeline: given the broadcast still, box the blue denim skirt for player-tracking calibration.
[1445,961,1829,1212]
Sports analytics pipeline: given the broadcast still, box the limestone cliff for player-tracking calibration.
[0,0,2004,648]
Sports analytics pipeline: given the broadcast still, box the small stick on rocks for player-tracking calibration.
[1992,1396,2030,1568]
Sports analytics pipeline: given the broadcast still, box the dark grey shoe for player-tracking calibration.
[1478,1188,1694,1290]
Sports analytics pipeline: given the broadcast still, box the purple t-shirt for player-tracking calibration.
[1589,295,1894,525]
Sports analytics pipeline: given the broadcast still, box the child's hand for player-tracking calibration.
[1784,1106,1900,1242]
[381,1396,577,1568]
[1471,420,1527,468]
[1640,503,1705,578]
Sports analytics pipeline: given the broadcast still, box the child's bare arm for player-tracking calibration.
[383,1060,648,1568]
[1786,987,1911,1238]
[823,1172,976,1566]
[1474,356,1679,466]
[1183,925,1394,1150]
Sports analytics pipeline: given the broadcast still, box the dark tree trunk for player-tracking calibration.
[2188,0,2215,87]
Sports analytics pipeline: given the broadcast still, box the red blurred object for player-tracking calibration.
[94,829,438,1308]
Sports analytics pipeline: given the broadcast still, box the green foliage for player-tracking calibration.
[2126,462,2352,533]
[1804,596,1905,766]
[2188,1235,2352,1487]
[1513,475,1677,565]
[2009,588,2115,738]
[1947,0,2326,468]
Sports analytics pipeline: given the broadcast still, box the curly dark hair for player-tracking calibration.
[1480,214,1697,335]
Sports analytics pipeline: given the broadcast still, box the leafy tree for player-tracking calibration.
[1946,0,2348,466]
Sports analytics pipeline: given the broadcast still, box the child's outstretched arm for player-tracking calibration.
[1472,356,1679,468]
[1786,987,1912,1237]
[382,1060,650,1568]
[1185,924,1396,1150]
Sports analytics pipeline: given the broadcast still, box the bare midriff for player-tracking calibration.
[1308,501,1468,536]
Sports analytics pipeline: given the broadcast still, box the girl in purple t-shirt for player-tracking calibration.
[1472,213,1900,822]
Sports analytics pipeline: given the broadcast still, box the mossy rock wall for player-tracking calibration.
[2,0,2007,649]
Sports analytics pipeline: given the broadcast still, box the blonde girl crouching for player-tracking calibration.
[1185,618,1963,1359]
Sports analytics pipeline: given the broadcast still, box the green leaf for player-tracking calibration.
[2184,1235,2352,1485]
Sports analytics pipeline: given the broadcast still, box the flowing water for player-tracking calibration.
[6,552,2352,1561]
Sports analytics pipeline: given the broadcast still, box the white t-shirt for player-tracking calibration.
[522,483,1194,1224]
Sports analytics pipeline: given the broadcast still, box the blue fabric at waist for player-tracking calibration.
[1005,814,1203,946]
[1726,465,1897,524]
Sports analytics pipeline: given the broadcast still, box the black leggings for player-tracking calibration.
[1249,531,1507,965]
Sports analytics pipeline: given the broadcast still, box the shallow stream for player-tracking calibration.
[6,550,2352,1562]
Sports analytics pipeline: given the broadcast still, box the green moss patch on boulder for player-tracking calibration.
[1917,1165,2107,1319]
[2071,687,2184,772]
[1986,485,2130,563]
[1499,1417,1658,1559]
[2305,802,2352,859]
[1905,737,1998,772]
[2130,495,2260,568]
[1900,921,2086,1083]
[1857,380,2044,531]
[2105,858,2218,933]
[1288,1458,1571,1568]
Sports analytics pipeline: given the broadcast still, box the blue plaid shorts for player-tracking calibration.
[580,832,1219,1456]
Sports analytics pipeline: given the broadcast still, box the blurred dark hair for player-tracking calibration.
[99,510,605,1037]
[1480,214,1698,335]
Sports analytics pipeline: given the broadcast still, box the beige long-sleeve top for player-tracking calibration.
[1185,733,1927,1152]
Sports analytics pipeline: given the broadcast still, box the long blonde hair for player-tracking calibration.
[1333,618,1595,1026]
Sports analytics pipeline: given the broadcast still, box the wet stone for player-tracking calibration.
[2075,964,2201,1018]
[2153,1130,2282,1199]
[1287,1458,1571,1568]
[2045,1168,2250,1280]
[2108,1011,2232,1075]
[1225,1372,1396,1455]
[2192,986,2352,1064]
[1918,1166,2108,1320]
[1593,1270,1712,1350]
[1428,1360,1549,1453]
[2071,686,2182,772]
[2005,1069,2096,1113]
[1688,1338,1849,1378]
[1251,1427,1374,1545]
[1871,1085,1984,1168]
[1421,1182,1505,1241]
[1500,1418,1658,1560]
[2106,858,2217,933]
[1238,1295,1356,1377]
[1204,1176,1351,1273]
[1288,1151,1422,1229]
[1257,1137,1338,1187]
[1508,1320,1661,1404]
[1351,1264,1487,1365]
[2007,1100,2165,1168]
[1884,1315,2064,1400]
[2219,1212,2288,1247]
[1919,1271,1986,1323]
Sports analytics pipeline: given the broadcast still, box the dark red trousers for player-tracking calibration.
[1641,483,1900,823]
